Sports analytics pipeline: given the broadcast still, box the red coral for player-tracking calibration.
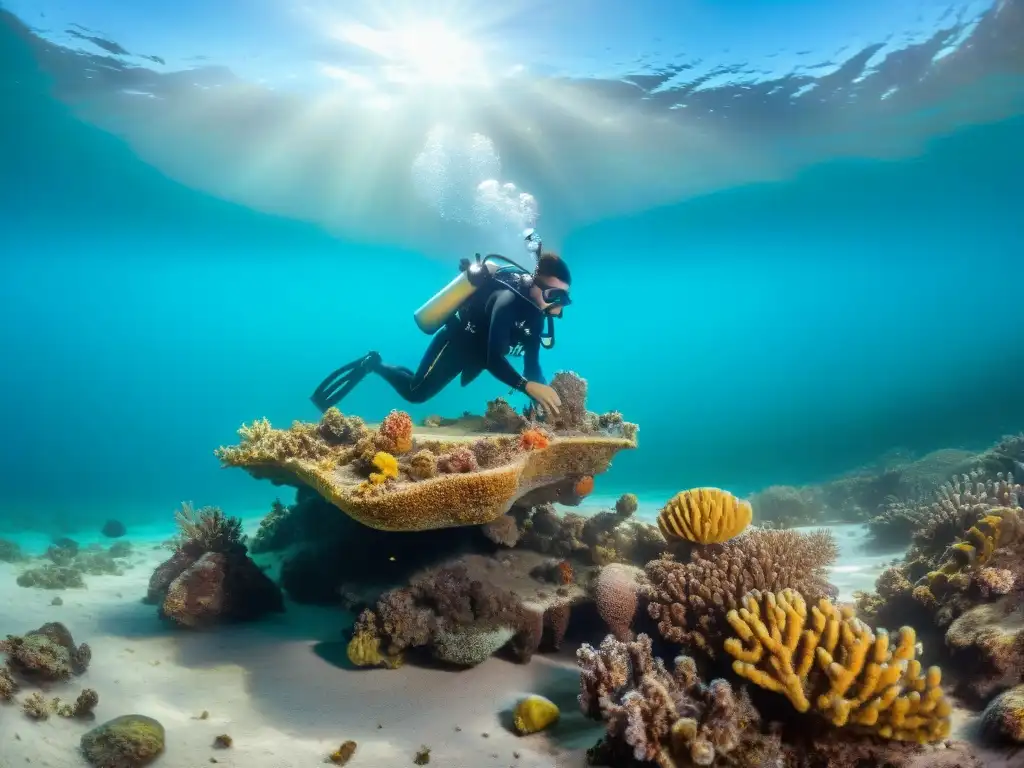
[574,476,595,497]
[377,410,413,454]
[437,447,478,474]
[519,428,550,452]
[557,560,574,584]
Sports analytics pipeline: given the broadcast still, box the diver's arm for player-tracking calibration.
[486,291,530,391]
[523,336,545,384]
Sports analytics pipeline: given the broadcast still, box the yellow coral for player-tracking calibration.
[513,695,560,734]
[657,487,752,544]
[347,624,403,669]
[724,588,951,743]
[369,452,400,484]
[926,507,1019,590]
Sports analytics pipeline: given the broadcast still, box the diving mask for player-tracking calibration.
[539,285,571,308]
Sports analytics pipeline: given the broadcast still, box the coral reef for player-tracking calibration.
[657,488,752,544]
[16,565,85,589]
[147,503,283,628]
[1,622,91,681]
[615,493,639,518]
[0,538,26,562]
[81,714,166,768]
[578,633,770,767]
[250,499,292,554]
[644,527,838,655]
[724,588,951,742]
[217,406,636,532]
[944,597,1024,704]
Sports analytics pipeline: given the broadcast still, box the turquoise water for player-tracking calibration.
[2,3,1023,534]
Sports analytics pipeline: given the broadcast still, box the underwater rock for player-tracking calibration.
[101,519,127,538]
[980,683,1024,744]
[0,538,26,562]
[81,714,165,768]
[16,565,85,590]
[215,403,636,532]
[148,503,284,628]
[1,621,91,681]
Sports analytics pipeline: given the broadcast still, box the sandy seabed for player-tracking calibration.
[1,514,1015,768]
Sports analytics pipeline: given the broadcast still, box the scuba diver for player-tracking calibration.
[311,230,570,418]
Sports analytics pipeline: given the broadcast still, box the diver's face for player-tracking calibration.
[531,276,570,316]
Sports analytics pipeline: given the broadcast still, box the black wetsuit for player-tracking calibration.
[373,280,546,403]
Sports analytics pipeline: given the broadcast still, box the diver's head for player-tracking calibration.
[531,252,572,316]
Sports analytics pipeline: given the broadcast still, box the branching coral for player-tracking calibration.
[644,528,838,655]
[549,371,589,432]
[173,502,245,554]
[577,633,768,767]
[318,408,369,446]
[908,471,1020,566]
[657,488,752,544]
[376,410,413,454]
[216,416,340,466]
[724,588,951,743]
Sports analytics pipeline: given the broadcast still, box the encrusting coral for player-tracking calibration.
[644,527,838,655]
[1,622,91,681]
[577,633,770,767]
[657,488,752,544]
[724,588,951,743]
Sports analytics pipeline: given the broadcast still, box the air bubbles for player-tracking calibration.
[411,124,540,264]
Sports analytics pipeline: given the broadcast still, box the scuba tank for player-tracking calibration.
[413,229,545,336]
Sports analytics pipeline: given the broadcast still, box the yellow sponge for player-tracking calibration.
[513,695,560,735]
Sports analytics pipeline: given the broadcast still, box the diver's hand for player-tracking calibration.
[525,381,561,417]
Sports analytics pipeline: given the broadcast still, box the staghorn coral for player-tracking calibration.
[644,527,838,655]
[406,449,438,480]
[657,488,752,544]
[724,588,951,742]
[578,633,768,767]
[173,502,245,554]
[376,410,414,454]
[437,446,478,474]
[1,622,91,681]
[596,563,640,641]
[216,416,341,467]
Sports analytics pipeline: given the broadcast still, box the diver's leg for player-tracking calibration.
[310,351,382,411]
[374,331,464,404]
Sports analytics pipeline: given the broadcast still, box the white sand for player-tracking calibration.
[0,525,600,768]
